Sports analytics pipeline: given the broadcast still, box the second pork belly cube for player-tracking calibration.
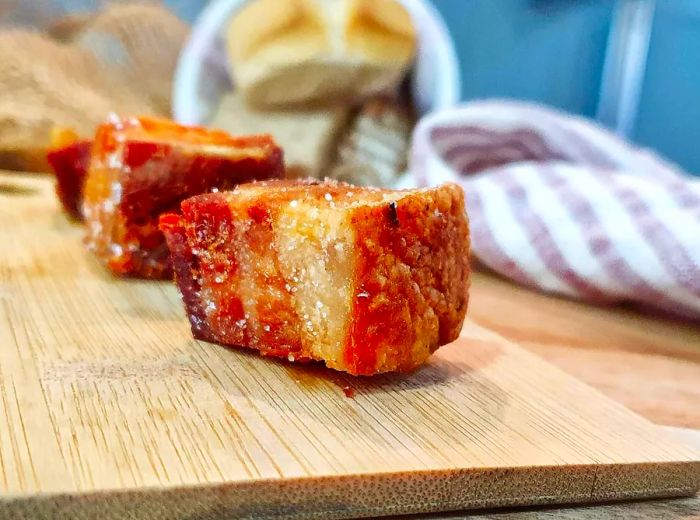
[82,116,283,278]
[160,179,471,376]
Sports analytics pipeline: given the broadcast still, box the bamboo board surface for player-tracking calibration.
[0,174,698,519]
[468,271,700,429]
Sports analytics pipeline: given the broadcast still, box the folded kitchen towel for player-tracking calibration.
[410,100,700,319]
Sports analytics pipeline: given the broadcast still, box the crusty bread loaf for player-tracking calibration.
[160,179,470,375]
[0,3,187,173]
[226,0,417,108]
[71,3,189,116]
[0,31,150,172]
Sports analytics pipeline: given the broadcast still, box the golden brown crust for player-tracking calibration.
[225,0,416,108]
[161,179,470,375]
[345,183,470,374]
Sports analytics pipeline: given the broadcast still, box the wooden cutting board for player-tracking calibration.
[468,271,700,430]
[1,173,698,519]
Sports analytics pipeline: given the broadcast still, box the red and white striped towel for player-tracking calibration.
[409,100,700,319]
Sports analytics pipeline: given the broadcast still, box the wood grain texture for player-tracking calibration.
[468,271,700,429]
[389,495,700,519]
[0,173,699,519]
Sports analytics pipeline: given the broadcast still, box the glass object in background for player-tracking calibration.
[596,0,654,138]
[634,0,700,174]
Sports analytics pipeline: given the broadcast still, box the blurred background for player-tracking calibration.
[3,0,696,174]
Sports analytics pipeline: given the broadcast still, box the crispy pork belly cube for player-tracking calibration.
[47,130,92,220]
[160,179,470,375]
[82,116,283,278]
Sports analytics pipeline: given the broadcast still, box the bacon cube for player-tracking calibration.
[160,179,470,375]
[82,116,283,278]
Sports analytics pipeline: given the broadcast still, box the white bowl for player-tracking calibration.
[172,0,461,125]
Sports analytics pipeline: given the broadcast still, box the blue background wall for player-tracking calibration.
[433,0,700,175]
[435,0,613,118]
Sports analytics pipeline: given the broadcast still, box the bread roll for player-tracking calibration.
[211,92,350,178]
[226,0,417,108]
